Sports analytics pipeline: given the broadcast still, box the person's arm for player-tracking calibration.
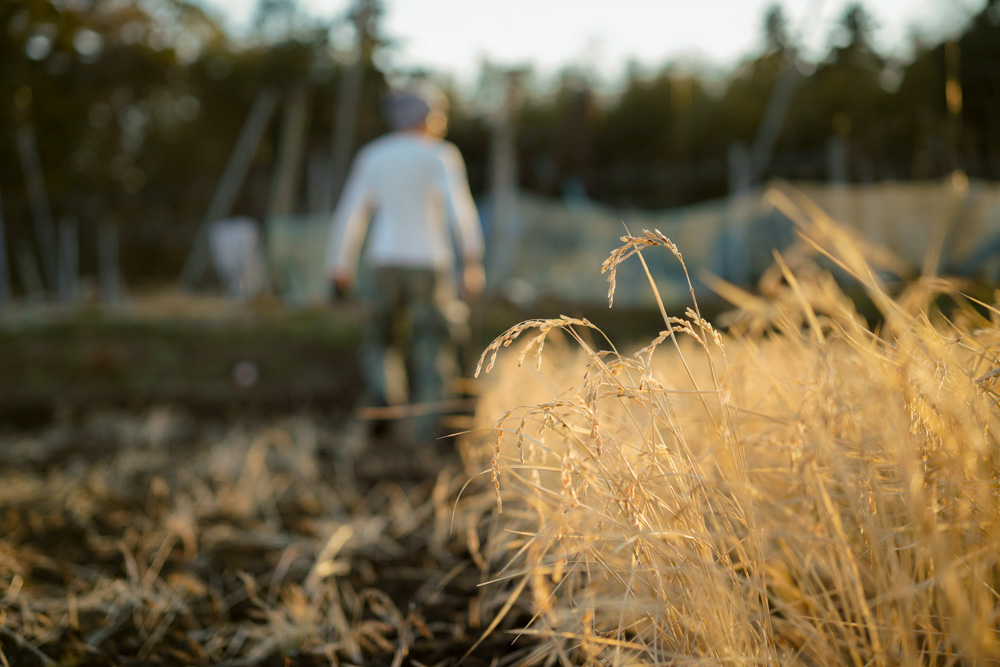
[439,144,485,300]
[324,150,374,293]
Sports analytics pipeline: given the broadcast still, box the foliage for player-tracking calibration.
[0,0,998,289]
[507,1,1000,204]
[1,0,388,287]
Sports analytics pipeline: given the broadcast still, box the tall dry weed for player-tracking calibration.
[471,186,1000,665]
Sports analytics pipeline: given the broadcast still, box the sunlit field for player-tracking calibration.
[4,0,1000,662]
[467,187,1000,665]
[4,188,1000,665]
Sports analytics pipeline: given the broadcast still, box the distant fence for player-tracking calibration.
[489,178,1000,308]
[268,178,1000,309]
[268,214,331,305]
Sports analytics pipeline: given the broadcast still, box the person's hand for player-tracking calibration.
[461,259,485,303]
[330,269,355,302]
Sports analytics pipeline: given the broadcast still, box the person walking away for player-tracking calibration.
[325,83,484,444]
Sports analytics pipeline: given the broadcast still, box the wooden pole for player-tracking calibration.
[14,240,45,304]
[724,142,752,285]
[178,87,280,288]
[826,135,848,184]
[98,219,120,304]
[945,40,963,175]
[485,69,525,288]
[15,125,58,292]
[262,86,311,293]
[321,0,377,214]
[827,133,850,227]
[727,142,752,194]
[0,185,11,308]
[57,216,79,304]
[267,86,311,223]
[749,51,799,184]
[307,149,327,216]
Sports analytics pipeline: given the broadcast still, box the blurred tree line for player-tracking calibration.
[505,1,1000,208]
[0,0,998,291]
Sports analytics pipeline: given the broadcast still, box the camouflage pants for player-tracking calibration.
[360,266,465,440]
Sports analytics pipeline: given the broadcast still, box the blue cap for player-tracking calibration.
[384,83,447,130]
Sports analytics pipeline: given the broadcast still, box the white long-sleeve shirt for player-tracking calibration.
[324,132,483,275]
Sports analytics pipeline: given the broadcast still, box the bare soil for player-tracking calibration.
[0,309,534,665]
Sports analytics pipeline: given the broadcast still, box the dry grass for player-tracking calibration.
[0,411,512,665]
[469,186,1000,665]
[6,184,1000,666]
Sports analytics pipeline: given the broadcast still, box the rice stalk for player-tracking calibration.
[473,186,1000,665]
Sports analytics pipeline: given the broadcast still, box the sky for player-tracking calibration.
[196,0,985,84]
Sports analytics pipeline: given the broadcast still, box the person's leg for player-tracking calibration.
[360,267,404,410]
[405,268,458,442]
